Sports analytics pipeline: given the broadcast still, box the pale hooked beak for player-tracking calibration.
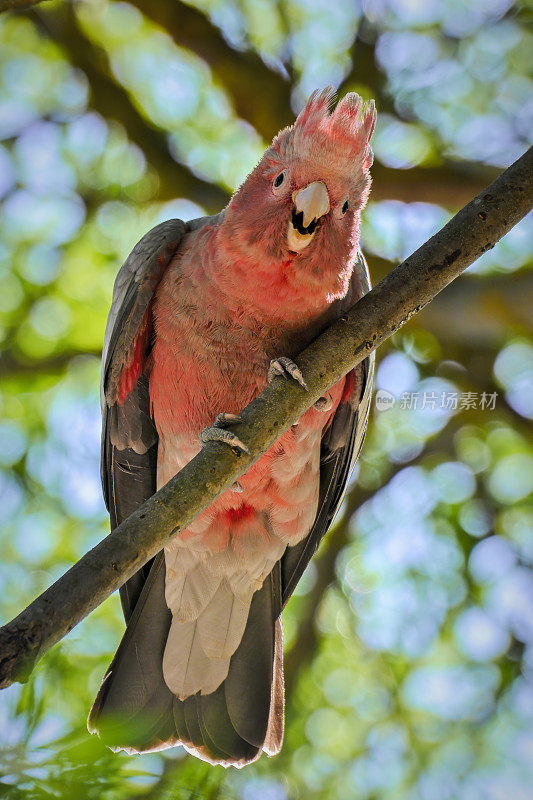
[288,180,330,253]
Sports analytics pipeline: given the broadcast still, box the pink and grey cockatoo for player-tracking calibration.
[89,88,376,766]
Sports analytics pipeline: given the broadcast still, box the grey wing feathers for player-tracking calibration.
[281,355,373,605]
[100,219,187,619]
[102,218,187,411]
[89,551,283,766]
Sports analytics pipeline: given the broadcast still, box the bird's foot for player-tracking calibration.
[200,413,249,455]
[268,356,309,390]
[314,392,333,412]
[269,357,331,412]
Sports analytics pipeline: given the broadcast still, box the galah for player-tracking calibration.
[88,88,376,767]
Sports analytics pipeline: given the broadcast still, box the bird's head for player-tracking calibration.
[266,87,375,256]
[225,88,375,267]
[217,88,375,319]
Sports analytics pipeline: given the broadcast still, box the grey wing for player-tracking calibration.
[281,250,374,605]
[93,212,282,766]
[101,218,187,619]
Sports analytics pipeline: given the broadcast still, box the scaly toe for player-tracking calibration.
[267,359,286,381]
[200,426,249,453]
[268,356,309,391]
[213,412,242,428]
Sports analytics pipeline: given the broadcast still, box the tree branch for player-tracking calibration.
[0,147,531,690]
[370,160,499,207]
[283,483,372,699]
[129,0,497,207]
[0,348,102,378]
[410,267,533,346]
[338,17,395,115]
[364,255,533,347]
[338,17,499,207]
[284,414,471,696]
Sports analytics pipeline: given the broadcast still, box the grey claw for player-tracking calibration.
[267,360,285,381]
[268,357,309,391]
[200,411,248,452]
[314,393,333,412]
[230,481,244,493]
[200,426,250,453]
[214,413,242,426]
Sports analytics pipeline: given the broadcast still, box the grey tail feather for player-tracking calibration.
[88,552,284,766]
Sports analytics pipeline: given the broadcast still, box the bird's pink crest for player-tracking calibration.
[274,87,376,178]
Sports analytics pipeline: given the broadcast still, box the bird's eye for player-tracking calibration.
[341,200,349,215]
[273,171,285,188]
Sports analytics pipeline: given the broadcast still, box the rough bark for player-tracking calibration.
[0,147,531,690]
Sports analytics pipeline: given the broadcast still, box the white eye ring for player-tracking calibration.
[272,171,286,191]
[334,197,350,218]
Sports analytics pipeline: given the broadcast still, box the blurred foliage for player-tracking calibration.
[0,0,532,798]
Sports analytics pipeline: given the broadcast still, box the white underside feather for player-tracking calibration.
[197,581,250,659]
[165,561,221,622]
[163,618,230,699]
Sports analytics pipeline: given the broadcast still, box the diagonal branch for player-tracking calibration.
[0,147,531,690]
[283,483,372,699]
